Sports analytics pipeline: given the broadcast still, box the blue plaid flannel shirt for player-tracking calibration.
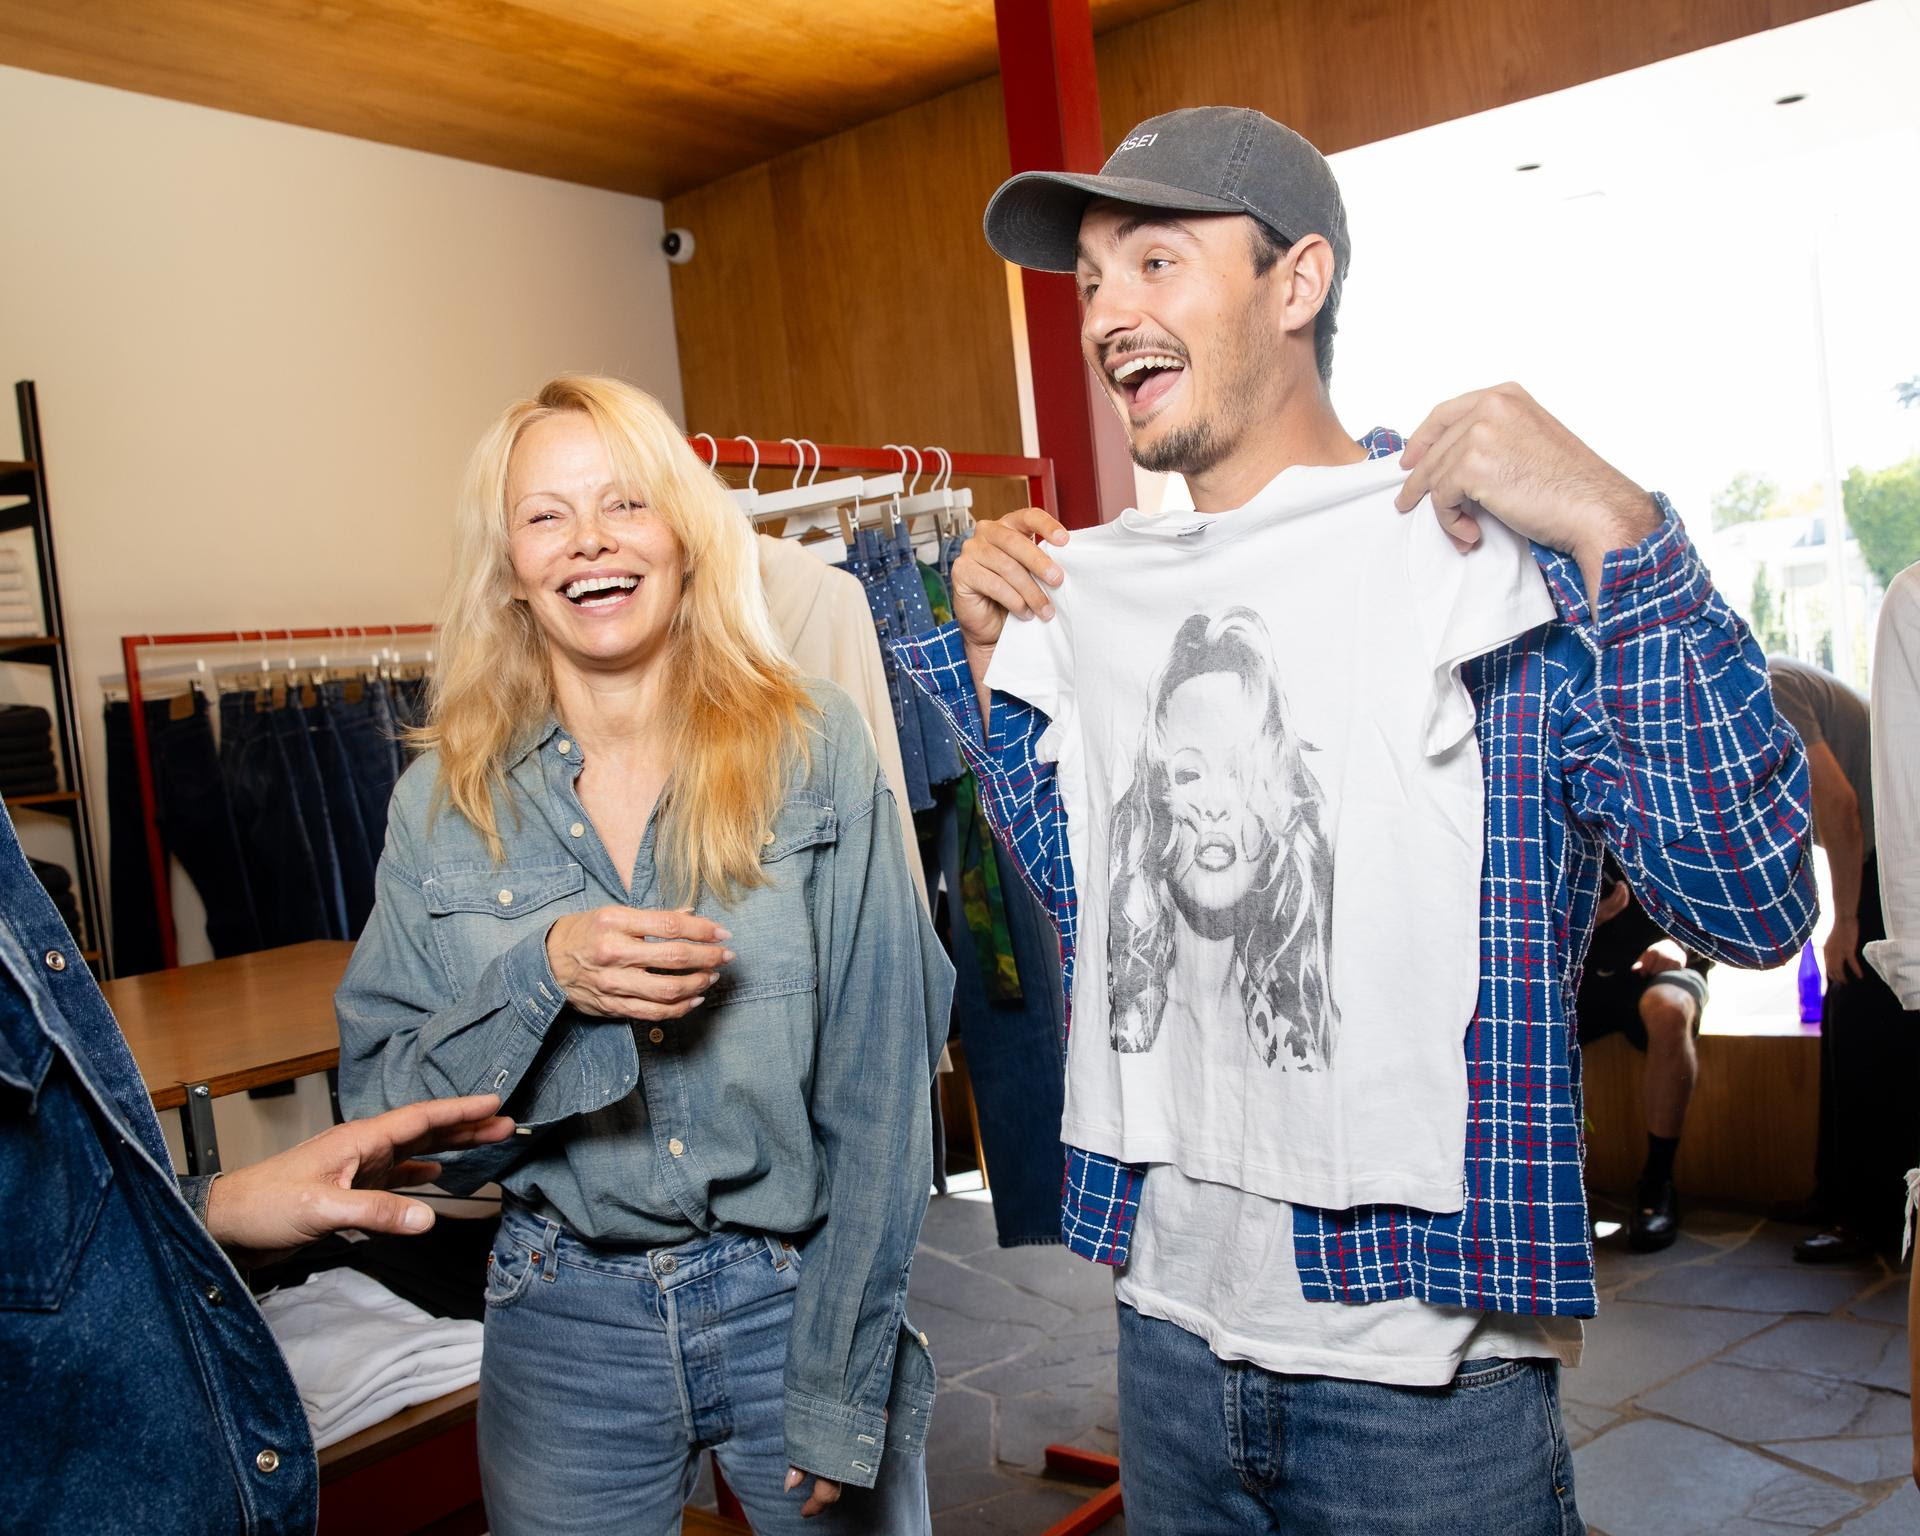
[891,429,1817,1317]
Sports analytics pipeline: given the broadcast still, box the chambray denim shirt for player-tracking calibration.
[336,680,953,1486]
[0,804,316,1533]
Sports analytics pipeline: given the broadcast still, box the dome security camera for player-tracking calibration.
[662,228,695,265]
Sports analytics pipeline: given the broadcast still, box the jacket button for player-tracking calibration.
[762,830,776,846]
[255,1449,280,1474]
[497,889,514,907]
[668,1137,685,1157]
[43,950,65,972]
[204,1284,226,1307]
[557,740,573,755]
[569,822,585,838]
[648,1028,665,1045]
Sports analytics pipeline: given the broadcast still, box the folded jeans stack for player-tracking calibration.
[0,704,58,796]
[256,1267,484,1451]
[28,857,83,942]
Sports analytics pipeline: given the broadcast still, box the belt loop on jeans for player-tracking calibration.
[540,1218,561,1283]
[768,1234,790,1271]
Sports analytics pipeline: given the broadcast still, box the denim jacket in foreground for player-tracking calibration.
[0,804,315,1533]
[336,679,953,1486]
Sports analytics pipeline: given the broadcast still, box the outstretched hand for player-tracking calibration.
[203,1093,514,1266]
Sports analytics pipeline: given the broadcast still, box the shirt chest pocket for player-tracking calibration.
[712,797,837,1004]
[423,861,588,988]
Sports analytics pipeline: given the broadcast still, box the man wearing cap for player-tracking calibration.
[892,107,1815,1531]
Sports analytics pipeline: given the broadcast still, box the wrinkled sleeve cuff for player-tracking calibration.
[891,623,986,753]
[1865,939,1920,1012]
[1533,496,1707,641]
[179,1172,219,1226]
[484,923,640,1126]
[1590,496,1712,643]
[784,1387,893,1491]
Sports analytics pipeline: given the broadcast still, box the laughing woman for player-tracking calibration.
[336,375,951,1535]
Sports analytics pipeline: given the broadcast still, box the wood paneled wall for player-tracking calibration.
[668,0,1856,479]
[1582,1032,1819,1205]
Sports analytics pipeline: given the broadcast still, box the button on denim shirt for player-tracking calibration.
[337,680,953,1486]
[0,806,315,1533]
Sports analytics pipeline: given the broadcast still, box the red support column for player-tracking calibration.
[993,0,1137,529]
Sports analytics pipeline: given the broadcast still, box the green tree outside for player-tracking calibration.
[1841,455,1920,591]
[1711,471,1781,532]
[1749,566,1788,653]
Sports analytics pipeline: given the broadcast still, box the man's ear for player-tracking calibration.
[1276,233,1334,342]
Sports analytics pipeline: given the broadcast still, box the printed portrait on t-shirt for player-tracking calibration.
[1106,607,1339,1071]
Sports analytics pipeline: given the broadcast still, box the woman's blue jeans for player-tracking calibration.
[478,1204,931,1536]
[1116,1302,1586,1535]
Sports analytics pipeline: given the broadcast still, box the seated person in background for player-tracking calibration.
[1577,856,1712,1251]
[0,797,513,1532]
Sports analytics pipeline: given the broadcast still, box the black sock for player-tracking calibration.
[1641,1134,1680,1192]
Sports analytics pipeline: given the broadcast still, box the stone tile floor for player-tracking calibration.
[891,1187,1913,1535]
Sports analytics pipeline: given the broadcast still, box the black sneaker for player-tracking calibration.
[1628,1179,1680,1252]
[1792,1227,1874,1264]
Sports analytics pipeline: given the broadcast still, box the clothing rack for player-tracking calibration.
[120,625,435,970]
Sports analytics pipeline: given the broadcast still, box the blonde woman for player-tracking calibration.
[337,375,950,1535]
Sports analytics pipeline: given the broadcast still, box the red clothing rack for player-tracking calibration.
[120,624,436,970]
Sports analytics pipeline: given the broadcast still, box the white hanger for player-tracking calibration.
[729,436,761,512]
[897,444,958,523]
[751,437,868,518]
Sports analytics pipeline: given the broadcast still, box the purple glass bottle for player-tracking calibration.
[1797,939,1823,1024]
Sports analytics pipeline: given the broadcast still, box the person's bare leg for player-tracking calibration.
[1641,984,1699,1139]
[1630,983,1698,1252]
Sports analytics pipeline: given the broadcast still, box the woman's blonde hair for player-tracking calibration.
[417,373,813,903]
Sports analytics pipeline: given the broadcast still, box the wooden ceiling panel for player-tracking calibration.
[0,0,1192,198]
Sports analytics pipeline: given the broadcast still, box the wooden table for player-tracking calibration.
[106,940,353,1174]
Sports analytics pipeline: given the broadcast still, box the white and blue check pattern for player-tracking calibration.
[892,430,1816,1317]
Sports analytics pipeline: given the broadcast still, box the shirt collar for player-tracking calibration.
[1115,427,1408,540]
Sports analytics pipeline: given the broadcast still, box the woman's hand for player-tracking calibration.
[785,1467,843,1519]
[545,906,734,1020]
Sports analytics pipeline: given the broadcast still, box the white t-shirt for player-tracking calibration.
[1115,1165,1584,1385]
[986,454,1555,1214]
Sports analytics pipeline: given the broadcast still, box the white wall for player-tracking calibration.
[0,64,683,1167]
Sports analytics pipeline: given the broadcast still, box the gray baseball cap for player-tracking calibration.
[983,106,1349,290]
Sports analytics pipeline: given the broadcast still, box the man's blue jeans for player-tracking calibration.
[1116,1303,1585,1535]
[478,1205,931,1536]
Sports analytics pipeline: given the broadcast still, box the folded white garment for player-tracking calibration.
[0,550,20,573]
[0,621,40,637]
[256,1267,484,1451]
[0,572,24,591]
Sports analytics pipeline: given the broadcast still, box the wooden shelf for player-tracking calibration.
[4,790,79,810]
[0,634,58,656]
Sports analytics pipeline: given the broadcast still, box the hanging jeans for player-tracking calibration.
[304,695,377,935]
[884,526,962,787]
[220,693,332,947]
[105,700,165,975]
[321,679,402,863]
[273,696,350,940]
[104,696,262,971]
[847,531,932,811]
[928,782,1066,1247]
